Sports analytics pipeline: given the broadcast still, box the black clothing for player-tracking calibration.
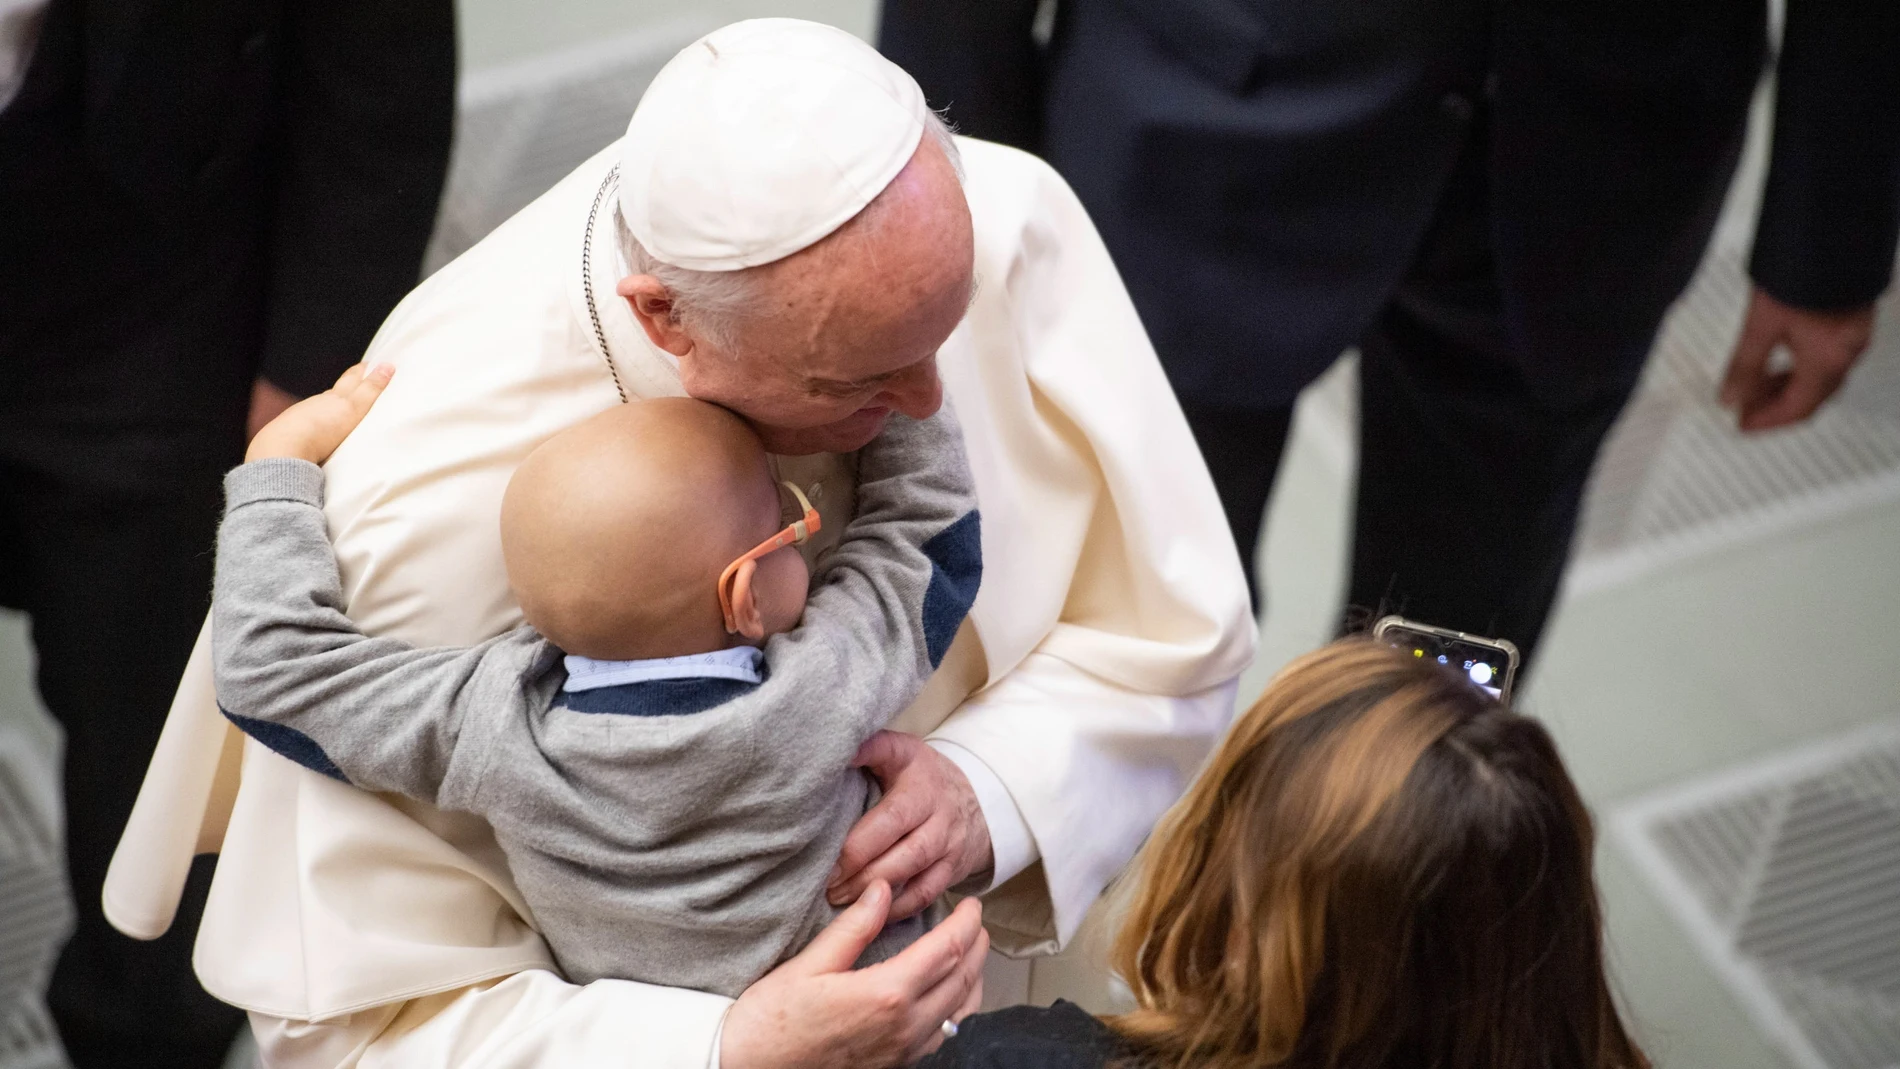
[1178,400,1292,610]
[0,0,458,399]
[881,0,1900,661]
[1187,111,1650,655]
[918,1001,1129,1069]
[0,1,455,1064]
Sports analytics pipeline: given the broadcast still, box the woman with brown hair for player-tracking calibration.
[921,637,1647,1069]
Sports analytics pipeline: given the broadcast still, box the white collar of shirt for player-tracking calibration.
[562,646,764,692]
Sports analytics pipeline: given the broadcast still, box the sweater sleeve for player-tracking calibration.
[766,405,982,743]
[211,458,529,804]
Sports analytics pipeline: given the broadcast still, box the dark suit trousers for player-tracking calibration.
[0,389,248,1066]
[1183,111,1648,665]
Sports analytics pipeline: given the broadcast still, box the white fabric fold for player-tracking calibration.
[251,970,731,1069]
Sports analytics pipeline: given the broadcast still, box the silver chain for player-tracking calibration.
[580,166,629,404]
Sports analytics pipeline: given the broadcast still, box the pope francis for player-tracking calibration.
[101,19,1255,1068]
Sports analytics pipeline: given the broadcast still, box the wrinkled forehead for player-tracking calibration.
[793,159,972,313]
[747,255,973,382]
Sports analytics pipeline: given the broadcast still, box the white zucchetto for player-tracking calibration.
[618,19,930,272]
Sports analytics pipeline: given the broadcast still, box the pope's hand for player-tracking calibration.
[720,881,986,1069]
[246,364,394,465]
[1720,288,1874,432]
[828,732,993,920]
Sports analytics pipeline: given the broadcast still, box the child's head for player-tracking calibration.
[499,398,811,660]
[1111,638,1645,1069]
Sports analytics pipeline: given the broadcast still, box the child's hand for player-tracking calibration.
[246,364,395,464]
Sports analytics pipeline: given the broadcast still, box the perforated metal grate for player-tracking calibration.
[1565,249,1900,593]
[0,741,70,1069]
[1295,241,1900,597]
[1616,724,1900,1069]
[0,1002,60,1069]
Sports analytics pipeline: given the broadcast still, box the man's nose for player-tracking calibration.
[878,358,943,419]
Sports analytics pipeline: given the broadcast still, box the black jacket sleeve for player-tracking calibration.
[878,0,1046,152]
[914,1002,1123,1069]
[259,0,456,397]
[1749,0,1900,311]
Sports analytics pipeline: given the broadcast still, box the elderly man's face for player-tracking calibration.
[626,137,975,456]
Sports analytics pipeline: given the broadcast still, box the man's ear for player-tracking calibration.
[728,558,766,641]
[617,275,694,358]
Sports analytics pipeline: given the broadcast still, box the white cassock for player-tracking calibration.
[100,23,1255,1066]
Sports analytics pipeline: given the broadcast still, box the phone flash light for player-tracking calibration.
[1469,662,1495,685]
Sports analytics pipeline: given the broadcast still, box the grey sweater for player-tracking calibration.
[211,409,981,997]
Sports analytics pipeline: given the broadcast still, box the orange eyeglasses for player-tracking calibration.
[717,481,822,634]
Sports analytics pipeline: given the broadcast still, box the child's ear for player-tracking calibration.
[728,559,766,641]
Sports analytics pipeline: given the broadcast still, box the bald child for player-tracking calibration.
[210,366,981,997]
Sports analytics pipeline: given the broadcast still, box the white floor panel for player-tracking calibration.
[1616,723,1900,1069]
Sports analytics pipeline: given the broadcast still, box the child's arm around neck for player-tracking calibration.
[214,364,538,806]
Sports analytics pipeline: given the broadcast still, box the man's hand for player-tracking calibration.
[720,882,987,1069]
[828,732,993,920]
[246,364,394,464]
[246,377,301,442]
[1720,288,1875,432]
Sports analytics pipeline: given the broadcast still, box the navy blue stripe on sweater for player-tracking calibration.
[555,677,760,716]
[220,705,349,783]
[921,510,982,668]
[219,677,759,787]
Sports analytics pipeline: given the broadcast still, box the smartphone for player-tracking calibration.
[1371,615,1521,705]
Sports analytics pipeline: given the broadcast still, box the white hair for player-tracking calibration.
[619,110,962,353]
